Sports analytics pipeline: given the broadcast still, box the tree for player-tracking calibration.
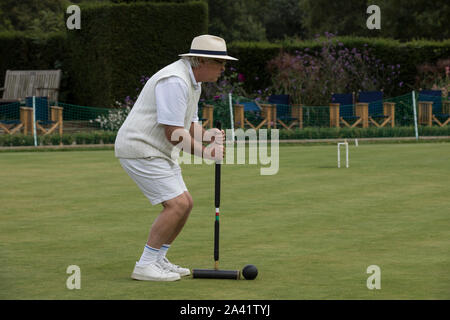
[299,0,450,40]
[299,0,367,38]
[208,0,267,42]
[264,0,305,40]
[0,0,72,34]
[375,0,450,40]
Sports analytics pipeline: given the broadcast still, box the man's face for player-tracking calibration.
[195,58,226,82]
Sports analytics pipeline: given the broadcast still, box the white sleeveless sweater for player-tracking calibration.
[114,59,200,160]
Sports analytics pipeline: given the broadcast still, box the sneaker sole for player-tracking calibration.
[179,270,191,277]
[131,272,180,282]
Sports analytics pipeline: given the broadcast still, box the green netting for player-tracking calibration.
[200,92,449,130]
[0,101,21,121]
[0,99,119,133]
[1,91,448,137]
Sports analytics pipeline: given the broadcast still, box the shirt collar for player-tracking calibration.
[182,59,201,90]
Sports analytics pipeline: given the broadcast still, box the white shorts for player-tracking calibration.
[119,157,187,205]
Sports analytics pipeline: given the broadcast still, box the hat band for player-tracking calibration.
[189,49,227,56]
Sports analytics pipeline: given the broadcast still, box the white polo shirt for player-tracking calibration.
[155,60,200,126]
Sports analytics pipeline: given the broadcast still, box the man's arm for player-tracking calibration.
[164,124,223,160]
[189,121,225,144]
[189,121,206,143]
[164,125,205,157]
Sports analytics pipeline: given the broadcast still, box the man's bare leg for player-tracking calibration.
[147,191,193,248]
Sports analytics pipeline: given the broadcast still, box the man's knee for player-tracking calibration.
[163,193,192,216]
[184,192,194,212]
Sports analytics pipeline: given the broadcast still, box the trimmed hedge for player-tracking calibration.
[1,126,449,147]
[0,131,117,147]
[228,37,450,97]
[66,1,208,107]
[277,126,450,140]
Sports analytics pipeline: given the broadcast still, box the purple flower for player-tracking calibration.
[399,82,403,87]
[238,73,245,82]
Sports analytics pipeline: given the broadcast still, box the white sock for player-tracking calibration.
[158,244,171,261]
[137,245,159,265]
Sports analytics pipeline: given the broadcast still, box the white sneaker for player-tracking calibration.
[158,257,191,277]
[131,261,181,281]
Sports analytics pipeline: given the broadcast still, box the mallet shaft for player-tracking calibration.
[214,121,222,268]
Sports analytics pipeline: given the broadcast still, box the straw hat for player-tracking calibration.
[179,35,238,61]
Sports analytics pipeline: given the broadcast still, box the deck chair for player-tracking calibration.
[330,93,367,128]
[418,90,450,127]
[234,101,273,130]
[359,91,395,127]
[268,94,302,130]
[24,97,63,135]
[0,101,23,134]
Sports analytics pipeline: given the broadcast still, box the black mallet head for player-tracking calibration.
[192,268,240,280]
[242,264,258,280]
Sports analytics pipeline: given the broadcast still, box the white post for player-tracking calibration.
[412,91,419,141]
[337,142,349,168]
[228,92,235,140]
[32,96,38,147]
[337,143,341,168]
[345,142,349,168]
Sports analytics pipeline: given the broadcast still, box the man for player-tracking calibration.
[115,35,238,281]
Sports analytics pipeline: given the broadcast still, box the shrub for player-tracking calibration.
[415,58,450,96]
[228,37,450,98]
[262,33,402,105]
[91,104,131,132]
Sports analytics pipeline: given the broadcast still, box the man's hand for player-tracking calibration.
[204,142,224,161]
[210,128,225,145]
[165,124,225,161]
[204,127,225,161]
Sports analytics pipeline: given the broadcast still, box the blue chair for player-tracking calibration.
[241,101,261,112]
[25,96,63,135]
[268,94,302,130]
[234,101,271,130]
[359,91,395,127]
[0,101,24,134]
[418,90,450,127]
[359,91,383,115]
[330,93,363,127]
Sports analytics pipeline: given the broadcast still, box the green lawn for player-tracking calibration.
[1,143,449,299]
